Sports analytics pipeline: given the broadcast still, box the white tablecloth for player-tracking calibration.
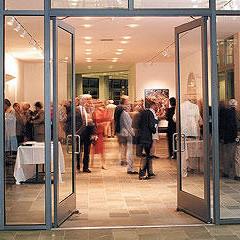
[182,139,204,174]
[14,142,65,184]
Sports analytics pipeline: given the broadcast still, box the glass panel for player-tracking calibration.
[4,16,45,224]
[51,0,127,8]
[217,0,240,10]
[179,26,204,199]
[217,16,240,219]
[5,0,43,10]
[58,27,73,202]
[135,0,209,8]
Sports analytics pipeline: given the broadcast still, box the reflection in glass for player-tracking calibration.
[5,0,43,10]
[217,16,240,219]
[52,0,127,8]
[217,0,240,10]
[179,26,205,199]
[134,0,209,8]
[58,28,73,203]
[4,16,45,224]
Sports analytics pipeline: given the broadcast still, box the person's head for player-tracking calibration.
[169,97,176,107]
[120,95,129,106]
[4,99,11,112]
[13,102,21,112]
[229,99,238,108]
[34,101,43,111]
[80,94,92,106]
[22,103,31,112]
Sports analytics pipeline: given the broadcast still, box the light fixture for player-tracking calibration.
[117,49,124,51]
[84,36,92,40]
[123,36,131,40]
[7,17,14,26]
[126,24,139,28]
[112,59,118,62]
[120,40,128,44]
[85,52,92,55]
[85,41,92,44]
[82,24,92,28]
[20,30,26,38]
[115,52,123,55]
[85,49,92,52]
[14,23,21,32]
[71,2,78,6]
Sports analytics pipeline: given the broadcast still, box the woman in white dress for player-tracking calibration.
[4,99,18,153]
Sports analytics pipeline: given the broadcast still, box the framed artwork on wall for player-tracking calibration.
[144,89,169,118]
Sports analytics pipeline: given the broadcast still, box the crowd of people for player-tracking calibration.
[4,94,177,180]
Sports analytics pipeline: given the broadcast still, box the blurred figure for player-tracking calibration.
[13,102,26,146]
[58,100,67,143]
[105,100,117,138]
[220,99,238,178]
[138,100,157,180]
[166,97,176,159]
[119,103,137,174]
[4,99,18,153]
[22,103,34,141]
[92,100,110,169]
[78,94,94,173]
[32,101,45,142]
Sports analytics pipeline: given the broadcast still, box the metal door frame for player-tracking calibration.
[1,0,240,230]
[175,17,211,223]
[52,17,77,227]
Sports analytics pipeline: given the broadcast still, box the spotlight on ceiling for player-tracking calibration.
[7,17,14,26]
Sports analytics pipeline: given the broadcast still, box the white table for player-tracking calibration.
[181,139,204,175]
[14,142,65,184]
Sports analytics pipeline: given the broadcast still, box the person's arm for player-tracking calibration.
[122,111,135,136]
[32,111,44,124]
[148,111,157,134]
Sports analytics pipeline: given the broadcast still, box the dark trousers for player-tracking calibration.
[76,139,91,171]
[139,143,152,177]
[167,131,176,158]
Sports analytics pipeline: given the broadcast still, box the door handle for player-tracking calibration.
[75,135,81,155]
[66,135,72,154]
[181,134,186,152]
[173,133,178,152]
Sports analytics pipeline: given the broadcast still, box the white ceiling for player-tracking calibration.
[5,16,240,73]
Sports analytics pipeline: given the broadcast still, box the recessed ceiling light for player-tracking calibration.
[120,40,128,44]
[71,2,78,6]
[123,36,131,40]
[127,24,139,28]
[86,59,92,62]
[83,17,92,21]
[112,60,118,62]
[85,41,92,44]
[84,36,92,40]
[117,49,124,51]
[85,49,92,52]
[116,52,122,55]
[82,24,92,28]
[85,52,92,55]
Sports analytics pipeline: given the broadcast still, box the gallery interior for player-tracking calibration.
[3,0,240,228]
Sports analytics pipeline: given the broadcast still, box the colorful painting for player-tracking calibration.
[144,89,169,118]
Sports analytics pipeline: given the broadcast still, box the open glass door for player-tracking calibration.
[175,17,211,222]
[52,18,77,226]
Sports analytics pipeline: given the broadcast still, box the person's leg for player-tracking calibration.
[120,137,127,165]
[83,140,91,172]
[127,136,135,172]
[150,139,156,156]
[168,132,174,158]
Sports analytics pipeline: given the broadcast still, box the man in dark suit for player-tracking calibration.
[138,100,157,180]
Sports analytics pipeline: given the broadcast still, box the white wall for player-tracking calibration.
[135,62,175,100]
[5,54,24,104]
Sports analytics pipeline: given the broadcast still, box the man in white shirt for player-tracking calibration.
[106,100,117,138]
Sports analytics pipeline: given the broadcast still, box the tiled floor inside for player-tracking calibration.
[5,136,240,227]
[61,137,202,227]
[2,225,240,240]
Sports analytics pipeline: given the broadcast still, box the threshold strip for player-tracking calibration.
[55,223,212,231]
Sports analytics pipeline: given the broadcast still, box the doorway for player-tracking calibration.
[51,16,211,227]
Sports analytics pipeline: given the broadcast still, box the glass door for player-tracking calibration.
[175,17,211,222]
[52,18,77,226]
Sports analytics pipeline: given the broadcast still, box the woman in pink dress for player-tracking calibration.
[92,100,111,169]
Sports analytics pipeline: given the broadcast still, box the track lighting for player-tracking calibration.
[14,23,21,32]
[7,17,14,26]
[20,30,26,38]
